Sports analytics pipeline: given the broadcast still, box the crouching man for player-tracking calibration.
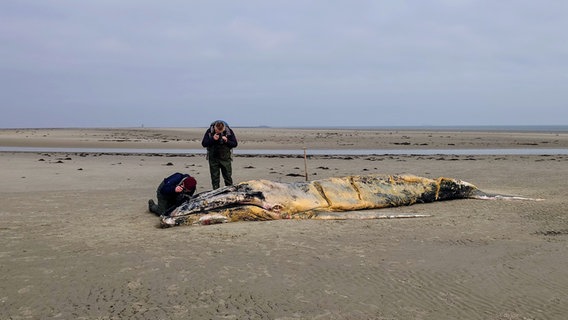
[148,172,197,216]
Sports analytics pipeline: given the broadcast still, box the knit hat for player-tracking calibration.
[183,176,197,191]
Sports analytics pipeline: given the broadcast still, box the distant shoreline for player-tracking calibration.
[2,127,567,153]
[2,146,568,156]
[1,125,567,132]
[272,125,568,132]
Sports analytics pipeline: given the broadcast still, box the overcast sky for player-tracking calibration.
[1,1,567,128]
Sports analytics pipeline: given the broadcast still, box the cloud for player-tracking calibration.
[1,1,567,127]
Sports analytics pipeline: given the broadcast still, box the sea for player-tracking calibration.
[277,125,568,132]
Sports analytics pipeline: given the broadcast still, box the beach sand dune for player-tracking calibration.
[1,128,567,319]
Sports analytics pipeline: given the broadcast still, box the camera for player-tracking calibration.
[216,132,226,143]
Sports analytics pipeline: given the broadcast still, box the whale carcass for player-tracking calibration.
[160,174,536,227]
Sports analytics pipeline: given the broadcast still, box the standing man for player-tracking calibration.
[201,120,238,189]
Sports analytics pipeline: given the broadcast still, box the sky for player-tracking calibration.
[1,1,567,128]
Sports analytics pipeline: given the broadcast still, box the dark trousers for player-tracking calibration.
[208,157,233,189]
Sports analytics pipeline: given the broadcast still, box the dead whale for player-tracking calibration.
[160,174,538,227]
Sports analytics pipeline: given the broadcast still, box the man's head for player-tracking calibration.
[182,176,197,192]
[214,121,225,133]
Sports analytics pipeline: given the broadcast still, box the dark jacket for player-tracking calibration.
[160,172,189,196]
[201,121,238,161]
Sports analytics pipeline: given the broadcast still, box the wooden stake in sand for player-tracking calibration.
[303,147,308,181]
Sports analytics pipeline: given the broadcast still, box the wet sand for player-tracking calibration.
[1,128,567,319]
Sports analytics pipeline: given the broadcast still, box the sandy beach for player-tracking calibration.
[1,127,567,319]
